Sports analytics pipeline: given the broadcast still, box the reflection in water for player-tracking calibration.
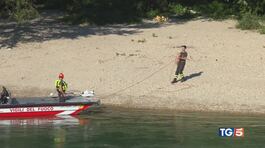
[0,108,265,148]
[0,116,91,148]
[54,127,66,148]
[0,116,90,126]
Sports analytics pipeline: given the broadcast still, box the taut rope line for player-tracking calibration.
[101,60,174,99]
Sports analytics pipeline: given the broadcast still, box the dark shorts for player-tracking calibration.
[57,89,66,102]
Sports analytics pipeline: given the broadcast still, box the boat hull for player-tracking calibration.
[0,102,96,117]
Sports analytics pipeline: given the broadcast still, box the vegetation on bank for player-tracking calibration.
[0,0,39,23]
[0,0,265,34]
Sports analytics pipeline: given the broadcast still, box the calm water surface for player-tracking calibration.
[0,107,265,148]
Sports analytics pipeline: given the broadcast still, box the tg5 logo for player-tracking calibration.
[219,128,244,137]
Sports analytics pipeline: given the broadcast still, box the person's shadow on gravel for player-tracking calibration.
[181,71,203,82]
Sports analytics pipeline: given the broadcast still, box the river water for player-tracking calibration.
[0,107,265,148]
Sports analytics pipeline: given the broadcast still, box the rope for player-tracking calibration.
[101,60,174,99]
[169,60,176,82]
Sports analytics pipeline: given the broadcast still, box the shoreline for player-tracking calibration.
[100,95,265,115]
[103,104,265,117]
[5,85,265,115]
[6,86,265,115]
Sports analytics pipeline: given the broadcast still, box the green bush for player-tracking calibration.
[193,1,233,19]
[260,26,265,34]
[12,6,39,23]
[62,0,144,25]
[169,4,188,15]
[237,13,261,30]
[146,9,160,18]
[0,0,39,22]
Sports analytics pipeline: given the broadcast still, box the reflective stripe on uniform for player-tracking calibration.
[55,80,68,91]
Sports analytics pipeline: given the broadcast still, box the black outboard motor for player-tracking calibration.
[0,86,11,104]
